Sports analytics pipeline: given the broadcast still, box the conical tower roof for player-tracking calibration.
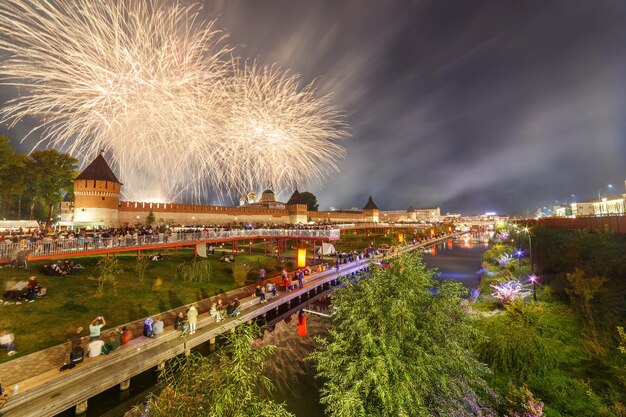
[287,189,306,205]
[363,195,379,210]
[75,154,120,183]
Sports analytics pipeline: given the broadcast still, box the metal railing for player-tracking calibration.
[0,228,341,261]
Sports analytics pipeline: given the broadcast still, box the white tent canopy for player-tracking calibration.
[316,242,336,255]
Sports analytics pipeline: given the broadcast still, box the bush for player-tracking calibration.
[176,258,212,283]
[478,301,556,380]
[232,263,251,287]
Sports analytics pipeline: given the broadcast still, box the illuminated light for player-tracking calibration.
[397,233,404,244]
[430,229,435,236]
[297,248,306,268]
[448,226,452,232]
[529,274,538,283]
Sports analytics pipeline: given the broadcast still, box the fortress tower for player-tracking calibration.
[363,195,379,222]
[72,154,121,227]
[286,189,308,224]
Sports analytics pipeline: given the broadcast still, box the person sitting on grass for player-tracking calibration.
[0,331,17,356]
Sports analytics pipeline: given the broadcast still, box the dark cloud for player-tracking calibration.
[2,0,625,214]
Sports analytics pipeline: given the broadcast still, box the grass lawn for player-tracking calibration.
[0,246,288,363]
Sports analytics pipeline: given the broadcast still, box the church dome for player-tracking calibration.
[261,189,275,203]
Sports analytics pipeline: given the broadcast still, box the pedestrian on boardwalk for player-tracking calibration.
[255,285,266,303]
[187,305,198,335]
[120,327,133,345]
[89,316,106,340]
[258,267,266,282]
[210,302,223,322]
[70,326,84,347]
[298,270,304,289]
[152,316,164,336]
[175,312,188,335]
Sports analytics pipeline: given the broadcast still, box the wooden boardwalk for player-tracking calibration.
[0,235,456,417]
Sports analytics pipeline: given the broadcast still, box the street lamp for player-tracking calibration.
[514,248,524,267]
[529,274,538,301]
[522,227,533,274]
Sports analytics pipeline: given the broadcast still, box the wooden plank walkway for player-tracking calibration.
[0,235,457,417]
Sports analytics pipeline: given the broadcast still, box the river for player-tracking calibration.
[56,234,487,417]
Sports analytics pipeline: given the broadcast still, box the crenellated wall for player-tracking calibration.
[118,201,291,225]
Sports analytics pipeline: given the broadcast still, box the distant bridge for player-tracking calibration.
[0,229,340,263]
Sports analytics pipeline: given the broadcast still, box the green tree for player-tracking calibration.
[299,191,319,211]
[146,210,156,226]
[0,140,27,218]
[25,149,78,227]
[232,262,251,287]
[135,257,150,282]
[143,324,293,417]
[311,253,490,417]
[89,257,124,296]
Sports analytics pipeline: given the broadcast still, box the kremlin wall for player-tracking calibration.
[67,155,440,227]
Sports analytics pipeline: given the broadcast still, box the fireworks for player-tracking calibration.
[0,0,348,202]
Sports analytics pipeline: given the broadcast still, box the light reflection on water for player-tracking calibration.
[422,233,489,288]
[256,313,330,417]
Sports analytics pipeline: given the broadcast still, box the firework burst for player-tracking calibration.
[0,0,348,203]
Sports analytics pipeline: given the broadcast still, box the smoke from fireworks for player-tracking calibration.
[0,0,348,202]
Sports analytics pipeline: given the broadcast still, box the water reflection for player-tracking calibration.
[422,233,489,288]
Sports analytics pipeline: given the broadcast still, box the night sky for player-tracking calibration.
[2,0,626,215]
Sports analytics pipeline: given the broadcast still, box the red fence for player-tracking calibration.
[533,215,626,234]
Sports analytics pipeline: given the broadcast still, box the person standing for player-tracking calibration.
[298,270,304,289]
[187,306,198,335]
[258,267,266,282]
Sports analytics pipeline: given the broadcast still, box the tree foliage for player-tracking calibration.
[135,256,150,282]
[89,257,124,296]
[299,191,319,211]
[143,324,293,417]
[0,138,78,222]
[145,210,156,226]
[477,301,557,381]
[175,258,212,283]
[310,252,491,417]
[232,262,251,287]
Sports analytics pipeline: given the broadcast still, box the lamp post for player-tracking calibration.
[529,274,538,301]
[522,227,533,274]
